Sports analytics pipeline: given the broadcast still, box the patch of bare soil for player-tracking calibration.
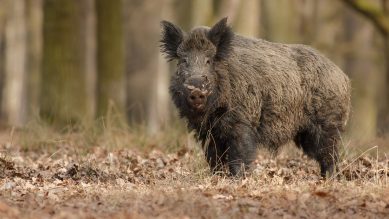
[0,144,389,219]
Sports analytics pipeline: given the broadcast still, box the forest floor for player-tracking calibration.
[0,128,389,219]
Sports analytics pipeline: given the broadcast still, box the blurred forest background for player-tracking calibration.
[0,0,388,147]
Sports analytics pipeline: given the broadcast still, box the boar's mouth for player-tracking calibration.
[184,83,212,113]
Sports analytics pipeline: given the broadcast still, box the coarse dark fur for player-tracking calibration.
[160,18,351,177]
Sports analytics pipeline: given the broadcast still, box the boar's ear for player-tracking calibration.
[160,20,184,61]
[207,17,233,60]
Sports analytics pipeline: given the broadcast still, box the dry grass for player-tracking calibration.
[0,122,388,219]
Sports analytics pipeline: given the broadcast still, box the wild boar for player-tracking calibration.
[160,18,351,177]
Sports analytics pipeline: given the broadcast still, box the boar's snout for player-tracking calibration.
[187,89,207,111]
[184,75,211,111]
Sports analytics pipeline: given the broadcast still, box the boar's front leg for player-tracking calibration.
[204,138,228,174]
[226,123,258,177]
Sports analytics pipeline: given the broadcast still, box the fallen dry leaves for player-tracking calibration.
[0,140,388,218]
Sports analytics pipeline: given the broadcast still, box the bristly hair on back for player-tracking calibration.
[160,21,184,61]
[207,17,234,61]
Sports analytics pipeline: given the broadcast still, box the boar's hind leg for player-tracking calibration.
[226,124,258,177]
[295,128,339,177]
[204,139,228,174]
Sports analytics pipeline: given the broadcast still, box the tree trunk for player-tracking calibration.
[147,0,177,135]
[26,0,43,120]
[173,0,192,30]
[0,0,6,124]
[385,0,389,132]
[234,0,260,37]
[191,0,213,26]
[381,0,389,134]
[215,0,241,23]
[96,0,125,118]
[340,0,389,134]
[4,0,28,126]
[261,0,299,42]
[41,0,88,126]
[343,9,379,142]
[83,0,97,121]
[124,0,164,124]
[382,36,389,132]
[297,0,319,43]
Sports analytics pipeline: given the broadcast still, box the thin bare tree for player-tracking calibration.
[26,0,43,120]
[96,0,125,119]
[343,8,380,141]
[0,0,6,124]
[342,0,389,132]
[3,0,28,126]
[41,0,89,125]
[124,0,164,125]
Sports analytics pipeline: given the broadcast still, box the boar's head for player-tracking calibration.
[160,18,233,116]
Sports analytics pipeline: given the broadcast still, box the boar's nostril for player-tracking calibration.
[199,94,205,99]
[190,95,196,100]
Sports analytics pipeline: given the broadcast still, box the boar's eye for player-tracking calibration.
[206,59,211,65]
[179,57,188,66]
